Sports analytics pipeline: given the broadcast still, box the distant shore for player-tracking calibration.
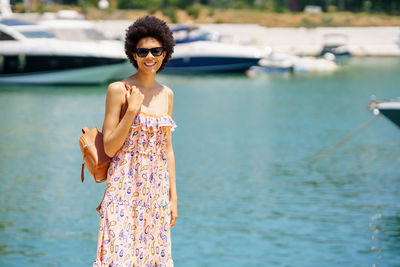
[8,9,400,57]
[91,9,400,27]
[94,21,400,57]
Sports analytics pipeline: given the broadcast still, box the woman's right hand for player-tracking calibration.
[125,85,144,113]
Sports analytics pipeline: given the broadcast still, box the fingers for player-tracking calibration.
[130,85,137,93]
[127,86,144,99]
[170,212,178,228]
[125,85,134,97]
[170,216,177,228]
[125,89,130,105]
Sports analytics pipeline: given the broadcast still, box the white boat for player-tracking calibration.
[292,55,339,73]
[249,52,293,73]
[164,41,267,73]
[248,52,338,75]
[369,99,400,128]
[38,19,114,42]
[0,19,127,85]
[172,24,220,44]
[320,33,351,56]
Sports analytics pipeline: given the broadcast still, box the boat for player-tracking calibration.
[156,25,266,73]
[164,41,267,73]
[38,19,113,42]
[292,55,339,73]
[172,25,219,44]
[0,19,127,85]
[320,33,351,57]
[249,52,293,73]
[369,99,400,128]
[247,52,338,75]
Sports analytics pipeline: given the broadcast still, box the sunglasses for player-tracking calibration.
[135,47,165,58]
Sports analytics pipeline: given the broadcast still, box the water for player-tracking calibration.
[0,58,399,267]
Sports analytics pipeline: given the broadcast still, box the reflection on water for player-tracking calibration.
[0,58,399,266]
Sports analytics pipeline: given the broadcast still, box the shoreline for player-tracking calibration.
[93,19,400,57]
[8,12,400,57]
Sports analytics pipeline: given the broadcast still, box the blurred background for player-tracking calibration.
[0,1,400,266]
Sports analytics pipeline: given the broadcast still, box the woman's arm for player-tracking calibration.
[166,88,178,228]
[102,82,141,158]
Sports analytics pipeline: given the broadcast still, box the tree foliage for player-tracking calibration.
[74,0,400,14]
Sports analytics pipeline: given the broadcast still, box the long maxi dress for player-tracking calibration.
[93,110,176,267]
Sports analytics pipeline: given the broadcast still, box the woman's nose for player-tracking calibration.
[146,52,155,58]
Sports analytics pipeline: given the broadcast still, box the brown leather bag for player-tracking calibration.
[79,127,110,183]
[79,81,131,183]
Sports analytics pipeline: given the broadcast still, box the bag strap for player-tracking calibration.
[81,163,85,183]
[120,81,132,121]
[80,127,89,183]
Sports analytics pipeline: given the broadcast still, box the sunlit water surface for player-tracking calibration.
[0,58,399,266]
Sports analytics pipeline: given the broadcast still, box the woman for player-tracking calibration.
[94,16,177,267]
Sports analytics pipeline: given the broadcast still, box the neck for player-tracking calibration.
[133,71,157,89]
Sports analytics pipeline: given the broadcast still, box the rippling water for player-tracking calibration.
[0,58,399,266]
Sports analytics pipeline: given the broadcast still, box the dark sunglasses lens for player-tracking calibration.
[136,47,164,57]
[136,48,149,57]
[150,47,163,56]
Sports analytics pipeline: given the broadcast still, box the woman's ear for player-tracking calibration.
[133,53,137,61]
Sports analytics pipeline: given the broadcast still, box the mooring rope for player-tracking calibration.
[310,114,381,164]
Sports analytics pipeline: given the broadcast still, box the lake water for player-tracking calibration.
[0,58,399,267]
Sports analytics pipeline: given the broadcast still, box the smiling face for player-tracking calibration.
[133,37,166,74]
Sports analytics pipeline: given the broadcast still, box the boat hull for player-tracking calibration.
[0,28,127,84]
[370,101,400,128]
[249,65,292,74]
[0,63,125,85]
[380,109,400,128]
[0,54,125,74]
[165,57,260,73]
[164,41,265,73]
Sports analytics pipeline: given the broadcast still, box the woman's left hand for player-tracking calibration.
[170,199,178,228]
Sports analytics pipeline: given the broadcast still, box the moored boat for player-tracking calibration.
[247,52,338,75]
[172,25,219,44]
[320,33,351,57]
[369,99,400,128]
[0,19,127,85]
[165,41,266,73]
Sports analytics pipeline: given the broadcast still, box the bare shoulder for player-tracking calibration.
[107,81,127,96]
[162,85,174,98]
[162,85,174,115]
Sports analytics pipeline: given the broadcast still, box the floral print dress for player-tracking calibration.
[93,112,176,267]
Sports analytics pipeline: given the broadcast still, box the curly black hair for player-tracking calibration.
[124,16,175,73]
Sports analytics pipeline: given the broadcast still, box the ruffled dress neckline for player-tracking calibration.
[137,111,170,118]
[133,111,177,132]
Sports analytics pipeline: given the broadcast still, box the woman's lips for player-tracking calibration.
[144,61,156,67]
